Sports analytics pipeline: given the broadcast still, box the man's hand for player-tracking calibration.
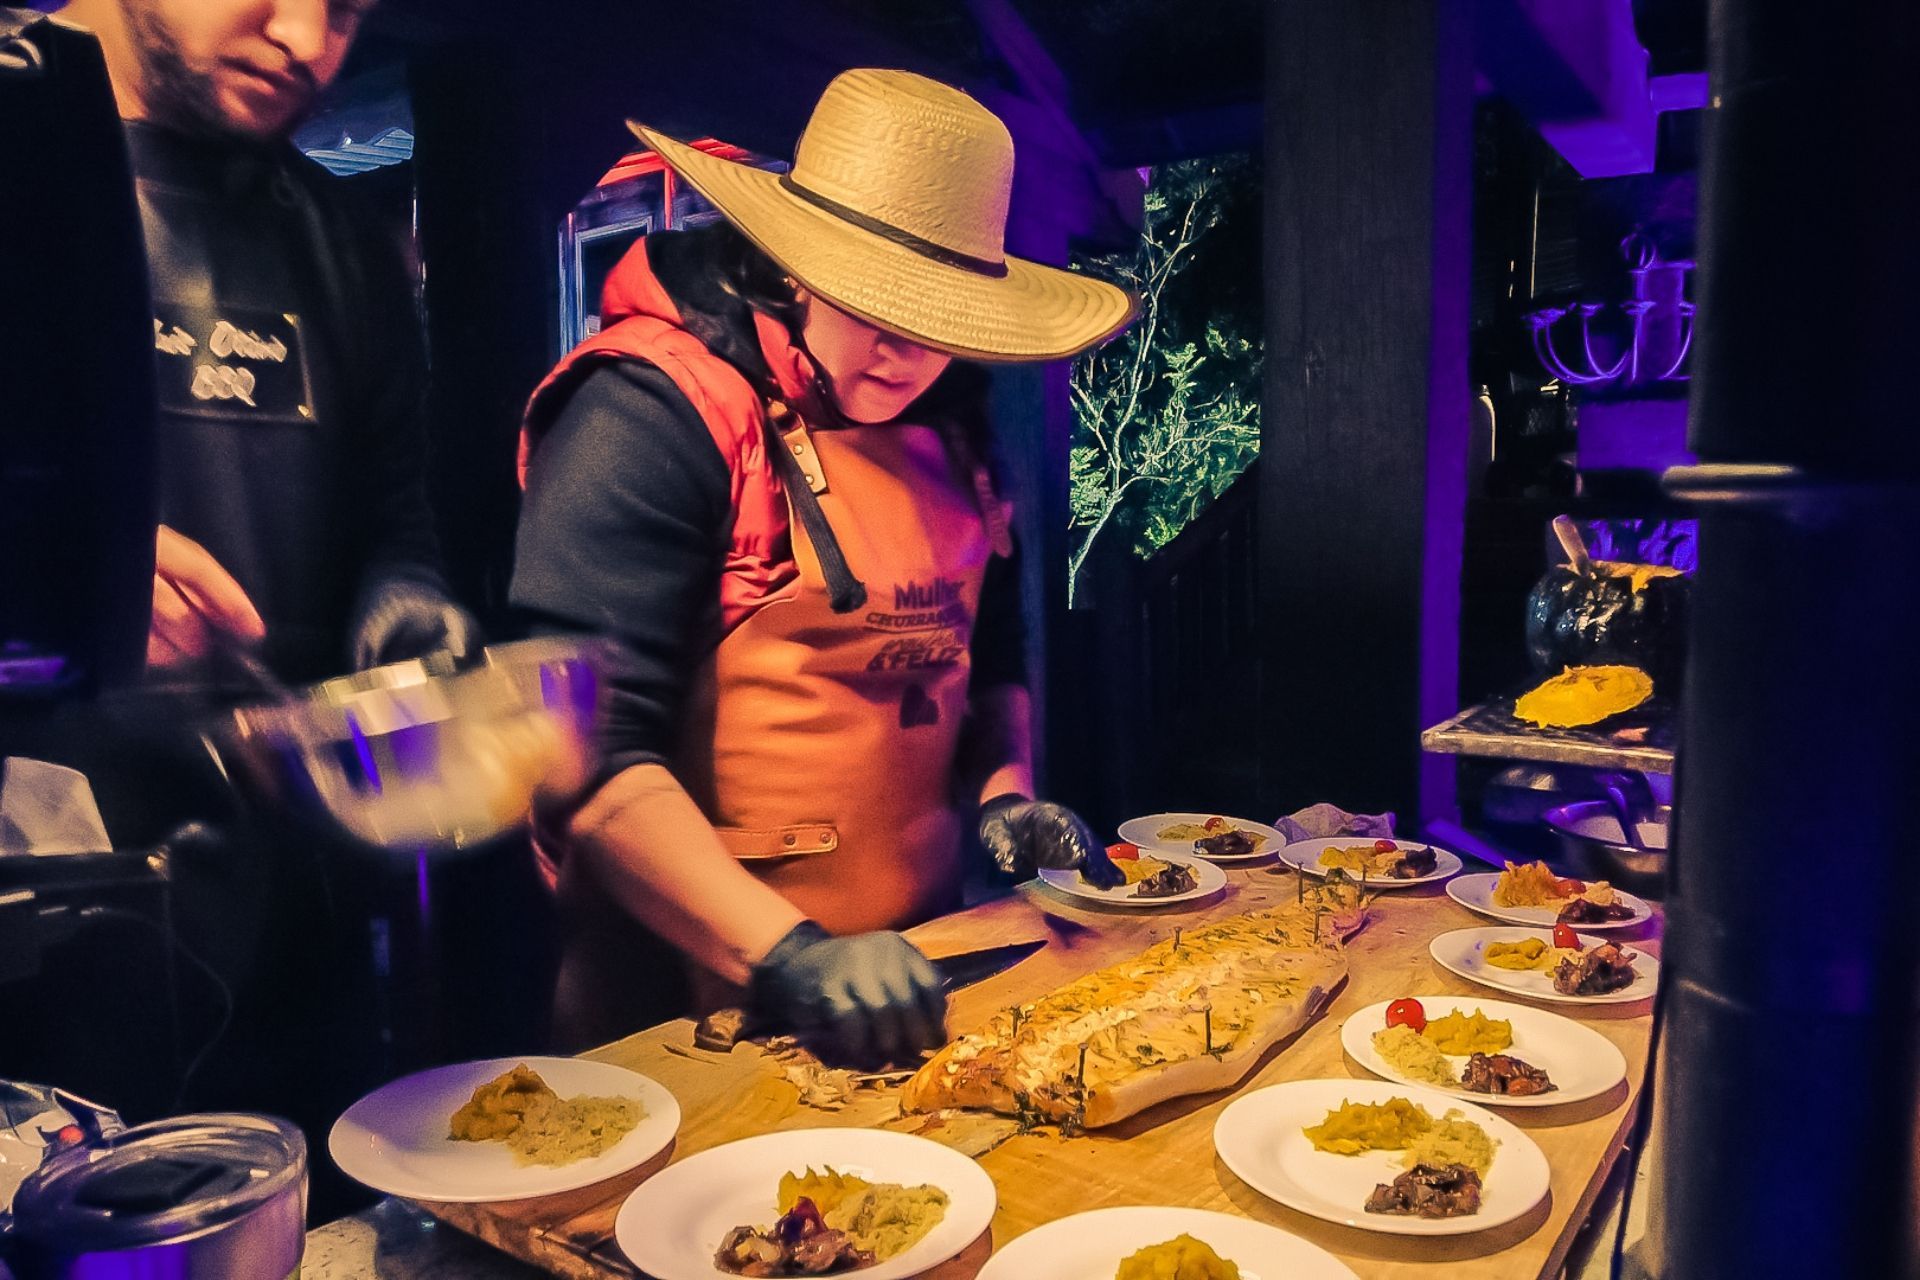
[350,580,479,671]
[748,921,948,1067]
[149,525,266,669]
[978,794,1123,888]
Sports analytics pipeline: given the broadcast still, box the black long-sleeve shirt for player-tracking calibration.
[512,363,1027,781]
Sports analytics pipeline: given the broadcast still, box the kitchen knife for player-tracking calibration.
[931,939,1046,992]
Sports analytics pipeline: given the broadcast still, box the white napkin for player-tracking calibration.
[1273,802,1395,844]
[0,758,112,855]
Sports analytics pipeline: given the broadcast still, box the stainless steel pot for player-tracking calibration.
[6,1113,306,1278]
[1543,799,1671,898]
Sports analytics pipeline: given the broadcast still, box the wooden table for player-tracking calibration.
[417,866,1658,1278]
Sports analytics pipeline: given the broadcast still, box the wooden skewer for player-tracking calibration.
[1552,514,1594,577]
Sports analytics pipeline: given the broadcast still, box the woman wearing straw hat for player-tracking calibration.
[513,68,1136,1062]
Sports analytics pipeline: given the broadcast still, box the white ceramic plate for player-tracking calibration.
[977,1206,1359,1280]
[615,1127,996,1280]
[1278,837,1463,888]
[1040,849,1227,907]
[1339,996,1629,1107]
[1214,1079,1550,1237]
[1429,927,1660,1005]
[330,1056,680,1202]
[1446,872,1652,930]
[1118,812,1285,861]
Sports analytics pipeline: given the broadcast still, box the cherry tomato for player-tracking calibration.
[1108,842,1141,862]
[1204,816,1228,831]
[1554,874,1586,897]
[1385,998,1427,1033]
[1374,839,1398,852]
[1552,922,1581,951]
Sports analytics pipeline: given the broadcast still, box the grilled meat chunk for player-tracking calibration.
[1194,829,1257,858]
[1388,844,1438,878]
[1556,897,1636,924]
[1460,1051,1557,1096]
[1364,1162,1484,1218]
[1552,941,1638,996]
[714,1198,877,1275]
[1133,861,1199,898]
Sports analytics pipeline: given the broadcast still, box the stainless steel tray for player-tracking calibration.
[1421,698,1676,774]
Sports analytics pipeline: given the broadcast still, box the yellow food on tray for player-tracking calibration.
[777,1167,948,1261]
[1304,1098,1497,1175]
[1513,664,1653,728]
[448,1064,643,1166]
[1371,1025,1457,1086]
[1422,1009,1513,1055]
[1115,1233,1242,1279]
[1492,859,1617,908]
[1485,938,1579,971]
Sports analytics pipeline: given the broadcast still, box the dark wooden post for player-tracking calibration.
[1259,1,1474,822]
[1643,0,1920,1274]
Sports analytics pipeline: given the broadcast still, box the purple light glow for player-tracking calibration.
[1529,239,1695,388]
[1576,400,1696,474]
[416,848,432,928]
[346,712,382,795]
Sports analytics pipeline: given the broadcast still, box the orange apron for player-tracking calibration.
[675,416,991,938]
[551,413,998,1042]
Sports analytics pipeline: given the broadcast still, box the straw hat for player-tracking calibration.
[628,68,1138,363]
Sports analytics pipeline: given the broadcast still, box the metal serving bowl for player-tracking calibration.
[1543,799,1671,898]
[216,637,604,851]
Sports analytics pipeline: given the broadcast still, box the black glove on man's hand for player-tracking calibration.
[977,793,1123,888]
[350,579,479,671]
[748,921,948,1066]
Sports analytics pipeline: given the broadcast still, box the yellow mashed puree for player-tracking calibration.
[1371,1025,1457,1086]
[1304,1098,1498,1175]
[1422,1009,1513,1055]
[1303,1097,1434,1154]
[448,1064,643,1167]
[1406,1112,1498,1176]
[1116,1233,1242,1279]
[779,1167,949,1261]
[1485,938,1580,971]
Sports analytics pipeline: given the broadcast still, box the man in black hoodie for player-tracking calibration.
[62,0,472,681]
[19,2,483,1215]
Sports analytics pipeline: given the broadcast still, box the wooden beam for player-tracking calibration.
[1476,0,1658,177]
[1259,0,1473,822]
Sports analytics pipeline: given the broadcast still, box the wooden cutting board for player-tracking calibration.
[417,864,1658,1278]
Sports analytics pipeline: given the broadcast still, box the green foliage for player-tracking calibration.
[1068,155,1263,605]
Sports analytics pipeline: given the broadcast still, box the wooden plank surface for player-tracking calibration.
[418,865,1657,1278]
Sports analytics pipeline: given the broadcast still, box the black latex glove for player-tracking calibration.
[748,921,948,1066]
[978,793,1123,888]
[349,579,479,671]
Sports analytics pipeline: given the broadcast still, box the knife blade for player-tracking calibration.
[931,939,1046,992]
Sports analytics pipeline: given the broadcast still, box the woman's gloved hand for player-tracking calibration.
[978,793,1123,888]
[350,579,479,671]
[748,921,948,1066]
